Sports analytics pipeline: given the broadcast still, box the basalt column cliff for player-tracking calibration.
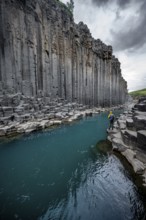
[0,0,127,107]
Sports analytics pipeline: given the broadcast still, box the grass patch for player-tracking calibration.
[129,88,146,99]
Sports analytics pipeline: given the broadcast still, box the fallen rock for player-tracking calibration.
[16,122,38,133]
[2,106,13,117]
[122,149,145,174]
[117,119,126,130]
[134,115,146,131]
[113,121,119,129]
[112,138,127,152]
[55,112,64,119]
[121,130,137,148]
[51,120,62,125]
[14,106,25,115]
[134,111,146,117]
[126,118,134,130]
[136,103,146,112]
[0,127,6,136]
[107,128,119,134]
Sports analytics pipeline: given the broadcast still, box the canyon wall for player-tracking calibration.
[0,0,127,107]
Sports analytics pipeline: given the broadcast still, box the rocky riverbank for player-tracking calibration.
[107,98,146,186]
[0,93,123,138]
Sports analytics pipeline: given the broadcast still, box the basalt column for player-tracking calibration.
[0,0,127,107]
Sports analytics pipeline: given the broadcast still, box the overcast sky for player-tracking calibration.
[61,0,146,92]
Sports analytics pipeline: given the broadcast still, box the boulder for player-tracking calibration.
[5,124,18,136]
[0,116,12,126]
[136,103,146,112]
[68,112,74,117]
[122,149,145,174]
[112,138,127,152]
[53,120,62,125]
[111,132,121,140]
[137,130,146,151]
[134,115,146,130]
[138,97,146,103]
[0,108,4,117]
[121,130,137,148]
[113,121,119,129]
[0,127,6,136]
[55,112,64,119]
[21,114,32,122]
[14,106,25,115]
[22,103,31,111]
[123,111,128,115]
[126,118,134,130]
[33,104,40,111]
[16,122,38,133]
[118,120,126,130]
[2,106,14,117]
[107,128,119,134]
[38,120,51,129]
[134,111,146,117]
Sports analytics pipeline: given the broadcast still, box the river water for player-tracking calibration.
[0,112,146,220]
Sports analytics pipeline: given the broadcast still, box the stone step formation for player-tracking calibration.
[0,92,124,137]
[0,0,127,107]
[107,97,146,186]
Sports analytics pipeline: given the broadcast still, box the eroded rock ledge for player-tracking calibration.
[107,98,146,186]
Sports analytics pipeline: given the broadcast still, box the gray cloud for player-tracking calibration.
[110,0,146,51]
[91,0,131,8]
[74,0,146,52]
[115,10,121,20]
[117,0,131,8]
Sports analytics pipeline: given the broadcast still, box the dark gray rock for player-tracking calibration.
[0,0,127,107]
[134,111,146,117]
[137,130,146,151]
[136,104,146,112]
[117,119,126,130]
[134,115,146,131]
[138,97,146,103]
[14,106,25,115]
[126,118,134,130]
[2,107,14,117]
[121,130,137,148]
[112,138,127,152]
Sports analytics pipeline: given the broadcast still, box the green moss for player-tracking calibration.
[96,140,112,153]
[129,88,146,99]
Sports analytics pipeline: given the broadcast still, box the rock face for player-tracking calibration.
[0,0,127,107]
[107,97,146,186]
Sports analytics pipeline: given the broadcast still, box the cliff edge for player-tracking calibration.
[0,0,127,107]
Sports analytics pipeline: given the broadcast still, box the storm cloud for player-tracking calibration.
[91,0,132,8]
[77,0,146,52]
[110,0,146,51]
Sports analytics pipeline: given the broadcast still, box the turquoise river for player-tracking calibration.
[0,111,146,220]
